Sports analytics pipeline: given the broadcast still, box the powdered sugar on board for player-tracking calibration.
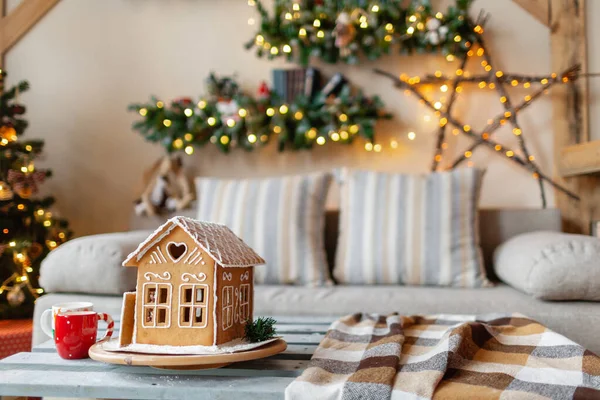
[100,337,280,355]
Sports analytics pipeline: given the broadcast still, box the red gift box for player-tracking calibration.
[0,319,32,359]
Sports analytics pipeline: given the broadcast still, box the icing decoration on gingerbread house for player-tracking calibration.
[119,216,265,348]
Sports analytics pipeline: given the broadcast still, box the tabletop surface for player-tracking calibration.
[0,315,335,400]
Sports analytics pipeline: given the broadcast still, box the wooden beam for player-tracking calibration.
[0,0,60,55]
[550,0,597,233]
[559,141,600,177]
[512,0,550,27]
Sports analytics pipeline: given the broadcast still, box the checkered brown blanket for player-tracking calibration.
[285,313,600,400]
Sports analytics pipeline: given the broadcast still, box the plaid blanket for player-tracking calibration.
[285,313,600,400]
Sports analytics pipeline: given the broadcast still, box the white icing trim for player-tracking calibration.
[144,272,171,281]
[222,285,234,331]
[188,252,202,265]
[240,271,250,281]
[156,246,168,263]
[223,272,233,281]
[141,282,172,329]
[212,265,218,345]
[122,216,266,268]
[183,247,198,264]
[177,284,209,328]
[181,273,207,283]
[233,287,239,324]
[239,283,250,322]
[167,241,187,263]
[193,255,204,266]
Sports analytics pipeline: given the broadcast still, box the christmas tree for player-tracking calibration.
[0,70,71,319]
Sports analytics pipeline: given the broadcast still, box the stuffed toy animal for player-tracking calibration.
[134,155,193,216]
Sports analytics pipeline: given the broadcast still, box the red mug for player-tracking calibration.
[54,311,114,359]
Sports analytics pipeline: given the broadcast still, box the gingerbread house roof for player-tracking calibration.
[122,216,265,268]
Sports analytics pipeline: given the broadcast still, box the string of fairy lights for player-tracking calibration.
[374,21,582,205]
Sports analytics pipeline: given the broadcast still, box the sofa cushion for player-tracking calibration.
[334,168,490,287]
[195,172,333,286]
[39,230,152,295]
[494,231,600,301]
[34,285,600,355]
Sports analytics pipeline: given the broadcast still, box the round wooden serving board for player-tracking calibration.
[88,339,287,370]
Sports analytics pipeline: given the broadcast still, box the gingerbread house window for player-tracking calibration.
[222,286,234,330]
[239,283,250,322]
[179,284,208,328]
[142,283,171,328]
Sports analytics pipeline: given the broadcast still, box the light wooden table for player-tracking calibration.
[0,315,335,399]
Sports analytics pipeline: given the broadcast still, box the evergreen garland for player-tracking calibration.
[128,73,391,154]
[246,0,477,66]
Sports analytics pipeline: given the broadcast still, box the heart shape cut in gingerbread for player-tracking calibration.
[167,242,187,262]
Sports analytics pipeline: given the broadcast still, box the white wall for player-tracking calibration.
[5,0,574,236]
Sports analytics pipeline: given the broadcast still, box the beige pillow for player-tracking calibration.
[494,231,600,301]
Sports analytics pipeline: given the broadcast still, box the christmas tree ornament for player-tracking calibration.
[7,285,25,307]
[0,180,13,201]
[257,82,270,99]
[333,12,356,57]
[0,126,17,143]
[7,169,46,198]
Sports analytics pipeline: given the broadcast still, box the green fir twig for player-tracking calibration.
[245,317,278,343]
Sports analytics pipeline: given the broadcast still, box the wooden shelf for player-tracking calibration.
[559,140,600,177]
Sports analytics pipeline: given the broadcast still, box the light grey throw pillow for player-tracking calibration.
[334,168,490,287]
[494,231,600,300]
[195,172,333,286]
[40,230,152,295]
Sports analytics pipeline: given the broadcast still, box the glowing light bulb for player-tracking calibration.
[464,151,472,158]
[248,134,257,143]
[173,138,184,149]
[226,119,236,127]
[184,108,193,117]
[500,96,507,103]
[331,132,340,141]
[434,101,442,110]
[440,85,448,92]
[339,113,348,122]
[185,146,194,155]
[316,30,325,38]
[299,28,307,37]
[283,44,292,53]
[266,108,275,116]
[407,26,415,35]
[139,108,148,116]
[156,101,164,108]
[313,19,321,27]
[407,131,416,140]
[463,125,471,132]
[198,100,207,109]
[163,119,172,127]
[273,125,282,134]
[340,131,349,140]
[506,150,514,157]
[373,144,382,152]
[270,47,279,55]
[207,117,217,126]
[365,142,373,151]
[371,4,379,12]
[279,105,289,114]
[306,128,317,139]
[454,35,462,42]
[220,136,230,145]
[316,136,326,145]
[238,109,248,117]
[294,111,303,120]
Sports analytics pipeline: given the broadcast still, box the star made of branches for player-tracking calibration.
[375,35,580,207]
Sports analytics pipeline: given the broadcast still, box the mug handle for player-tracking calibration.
[40,309,54,338]
[96,313,114,343]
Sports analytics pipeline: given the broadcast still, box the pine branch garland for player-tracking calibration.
[245,317,278,343]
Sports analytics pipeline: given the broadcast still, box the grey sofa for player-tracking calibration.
[33,208,600,354]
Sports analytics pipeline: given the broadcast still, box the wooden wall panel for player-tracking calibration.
[550,0,597,233]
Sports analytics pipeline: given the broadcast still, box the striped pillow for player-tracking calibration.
[334,168,491,287]
[195,172,333,286]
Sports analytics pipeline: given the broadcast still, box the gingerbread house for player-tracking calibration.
[118,216,265,347]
